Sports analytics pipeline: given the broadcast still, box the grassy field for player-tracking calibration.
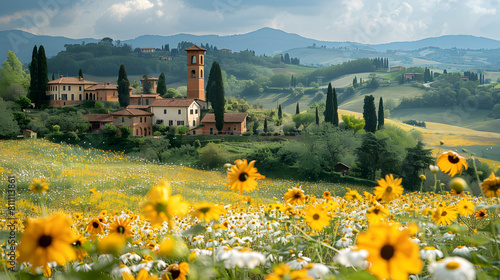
[0,139,370,216]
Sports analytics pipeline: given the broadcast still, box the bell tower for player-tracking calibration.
[185,45,207,101]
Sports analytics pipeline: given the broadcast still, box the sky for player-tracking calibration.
[1,0,499,44]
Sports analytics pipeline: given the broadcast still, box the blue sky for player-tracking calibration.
[1,0,499,44]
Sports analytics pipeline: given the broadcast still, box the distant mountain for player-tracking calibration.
[2,28,500,64]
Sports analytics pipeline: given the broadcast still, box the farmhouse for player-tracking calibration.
[390,66,405,72]
[84,82,131,102]
[111,108,154,137]
[404,73,423,81]
[149,98,201,128]
[193,113,248,135]
[140,75,159,92]
[129,94,162,106]
[83,113,113,132]
[46,76,98,106]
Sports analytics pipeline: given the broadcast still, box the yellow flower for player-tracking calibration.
[142,181,189,228]
[97,234,126,254]
[123,268,159,280]
[89,187,97,194]
[266,264,291,280]
[431,205,458,226]
[475,208,488,219]
[481,172,500,198]
[159,235,188,258]
[374,174,403,203]
[86,218,105,235]
[191,202,225,223]
[226,159,265,194]
[72,234,88,260]
[109,217,134,238]
[322,191,332,200]
[344,188,362,201]
[356,223,422,280]
[29,178,49,194]
[162,262,189,280]
[366,204,390,225]
[283,187,307,205]
[304,204,330,232]
[456,198,475,216]
[419,174,426,180]
[437,151,468,177]
[18,214,76,267]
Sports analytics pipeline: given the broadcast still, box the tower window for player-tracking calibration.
[200,55,203,65]
[201,69,203,78]
[191,55,196,64]
[191,70,196,78]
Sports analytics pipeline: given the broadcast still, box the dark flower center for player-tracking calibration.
[238,173,248,182]
[117,226,125,234]
[480,212,485,217]
[38,235,53,248]
[312,214,320,220]
[73,240,82,247]
[441,211,448,216]
[448,155,460,164]
[199,207,210,214]
[386,186,393,192]
[373,208,380,214]
[92,222,99,228]
[171,270,180,279]
[294,193,302,199]
[380,244,395,260]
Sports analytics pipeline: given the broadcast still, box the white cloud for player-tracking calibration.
[109,0,155,21]
[467,0,496,14]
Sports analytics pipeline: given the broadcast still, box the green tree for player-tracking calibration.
[333,87,339,126]
[324,83,334,124]
[117,64,130,108]
[363,95,377,133]
[341,114,365,132]
[354,132,386,180]
[0,101,20,138]
[252,120,259,135]
[52,73,55,80]
[278,104,282,120]
[264,118,268,133]
[206,62,218,105]
[37,45,48,108]
[102,123,118,136]
[353,76,358,87]
[14,96,31,110]
[378,97,384,130]
[199,143,229,168]
[142,74,152,94]
[296,102,300,114]
[293,113,315,129]
[78,68,83,79]
[401,141,434,191]
[315,107,319,125]
[119,125,132,138]
[209,62,225,132]
[163,88,182,98]
[0,51,29,101]
[157,72,167,96]
[28,46,38,105]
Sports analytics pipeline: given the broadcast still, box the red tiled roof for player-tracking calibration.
[110,109,153,116]
[85,82,118,91]
[201,113,248,123]
[83,114,113,122]
[140,77,159,81]
[130,94,161,98]
[126,105,150,109]
[149,98,197,107]
[48,77,98,85]
[184,45,207,51]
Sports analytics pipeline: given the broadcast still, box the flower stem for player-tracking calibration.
[472,156,485,197]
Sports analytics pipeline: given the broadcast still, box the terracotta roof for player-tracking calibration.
[126,105,150,109]
[83,114,113,122]
[184,45,207,51]
[149,98,197,107]
[130,94,161,98]
[48,77,98,85]
[110,109,153,116]
[201,113,248,123]
[140,77,159,81]
[85,82,118,91]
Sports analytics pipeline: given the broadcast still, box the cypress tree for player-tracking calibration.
[78,68,84,79]
[142,74,152,94]
[117,64,130,108]
[363,95,377,133]
[28,46,38,106]
[278,104,282,120]
[37,45,48,108]
[206,62,218,105]
[324,83,333,124]
[333,87,339,126]
[264,118,268,133]
[378,97,384,130]
[51,73,55,80]
[157,72,167,96]
[296,102,300,114]
[209,62,225,132]
[315,107,319,125]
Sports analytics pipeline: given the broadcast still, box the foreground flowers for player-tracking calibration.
[29,178,49,194]
[481,172,500,198]
[437,151,468,177]
[226,159,265,194]
[373,174,403,203]
[18,213,76,267]
[356,223,422,280]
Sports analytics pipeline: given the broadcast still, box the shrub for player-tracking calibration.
[153,131,162,136]
[177,125,190,135]
[102,123,118,136]
[199,143,230,168]
[119,126,132,138]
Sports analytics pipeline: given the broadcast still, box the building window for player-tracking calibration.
[168,120,173,126]
[68,86,71,91]
[178,109,181,115]
[140,117,142,123]
[136,129,138,135]
[122,117,124,122]
[210,127,213,135]
[63,86,66,91]
[71,94,74,100]
[190,109,193,114]
[191,55,196,64]
[191,70,195,78]
[79,94,82,100]
[200,55,203,64]
[61,94,67,100]
[146,99,149,105]
[201,69,203,78]
[177,121,184,126]
[138,100,141,105]
[79,86,82,91]
[195,109,198,114]
[193,120,196,126]
[164,109,167,114]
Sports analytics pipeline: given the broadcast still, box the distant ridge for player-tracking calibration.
[2,28,500,63]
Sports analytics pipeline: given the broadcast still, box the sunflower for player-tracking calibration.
[373,174,403,203]
[29,178,49,194]
[72,234,88,260]
[475,208,488,219]
[159,235,188,258]
[456,198,475,216]
[97,234,126,254]
[437,151,468,177]
[366,204,390,225]
[162,262,189,280]
[86,218,105,235]
[18,213,76,267]
[431,205,458,226]
[283,187,307,205]
[123,269,159,280]
[356,223,422,280]
[481,172,500,198]
[344,188,362,201]
[304,204,330,232]
[226,159,265,194]
[109,217,134,238]
[322,191,332,200]
[73,212,83,220]
[191,202,225,223]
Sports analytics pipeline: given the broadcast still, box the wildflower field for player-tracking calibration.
[1,139,500,280]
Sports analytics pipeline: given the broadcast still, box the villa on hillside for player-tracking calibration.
[111,108,154,137]
[192,113,248,135]
[129,94,162,106]
[149,98,201,128]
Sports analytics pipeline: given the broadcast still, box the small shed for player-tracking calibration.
[335,162,350,176]
[23,129,37,139]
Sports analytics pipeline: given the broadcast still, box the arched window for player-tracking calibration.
[191,55,196,64]
[200,55,203,65]
[201,69,203,78]
[191,70,196,78]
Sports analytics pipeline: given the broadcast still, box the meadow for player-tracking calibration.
[2,138,500,280]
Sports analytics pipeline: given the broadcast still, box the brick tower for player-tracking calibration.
[185,45,207,101]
